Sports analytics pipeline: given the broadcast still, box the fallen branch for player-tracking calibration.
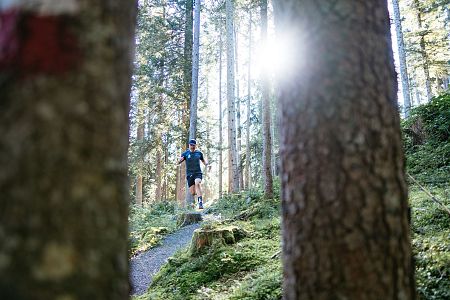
[407,173,450,217]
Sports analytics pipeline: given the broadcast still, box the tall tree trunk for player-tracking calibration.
[260,0,273,198]
[276,1,415,299]
[226,0,240,193]
[189,0,201,140]
[182,0,194,207]
[0,2,135,298]
[136,113,145,206]
[391,0,412,117]
[413,1,432,102]
[234,24,244,191]
[219,31,224,198]
[155,148,163,202]
[245,10,252,190]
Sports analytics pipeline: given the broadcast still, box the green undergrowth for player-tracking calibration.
[131,183,449,299]
[128,201,179,257]
[136,189,282,300]
[410,186,450,300]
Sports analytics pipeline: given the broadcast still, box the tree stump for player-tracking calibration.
[189,225,247,255]
[176,212,202,227]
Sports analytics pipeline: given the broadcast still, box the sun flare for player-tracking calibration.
[254,33,299,78]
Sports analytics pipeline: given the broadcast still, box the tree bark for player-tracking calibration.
[136,98,145,206]
[189,0,201,140]
[0,1,135,299]
[219,30,224,198]
[226,0,240,193]
[245,10,252,190]
[260,0,273,198]
[234,24,244,191]
[391,0,412,117]
[276,1,415,299]
[413,1,432,102]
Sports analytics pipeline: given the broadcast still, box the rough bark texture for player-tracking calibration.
[391,0,412,117]
[260,0,273,199]
[0,1,135,299]
[226,0,240,193]
[276,1,415,299]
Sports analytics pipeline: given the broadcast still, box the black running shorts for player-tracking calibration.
[187,173,202,187]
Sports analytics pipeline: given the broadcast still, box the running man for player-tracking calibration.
[177,139,209,209]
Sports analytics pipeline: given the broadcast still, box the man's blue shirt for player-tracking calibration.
[182,149,204,176]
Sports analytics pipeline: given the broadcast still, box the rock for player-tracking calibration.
[176,212,202,227]
[189,225,247,256]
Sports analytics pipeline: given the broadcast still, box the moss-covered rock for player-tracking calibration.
[177,212,202,227]
[189,226,247,256]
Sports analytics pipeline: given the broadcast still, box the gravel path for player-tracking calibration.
[129,223,201,296]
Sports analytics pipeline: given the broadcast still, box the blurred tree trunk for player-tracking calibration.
[260,0,273,198]
[276,1,415,299]
[0,1,135,299]
[391,0,412,117]
[245,10,252,190]
[226,0,240,193]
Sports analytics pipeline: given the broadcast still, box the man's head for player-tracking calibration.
[189,139,196,151]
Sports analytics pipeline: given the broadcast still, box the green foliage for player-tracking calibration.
[228,262,282,300]
[128,202,178,256]
[145,237,280,299]
[402,93,450,184]
[410,187,450,299]
[135,189,282,300]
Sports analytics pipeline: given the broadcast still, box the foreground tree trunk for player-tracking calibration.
[276,1,415,299]
[0,2,135,299]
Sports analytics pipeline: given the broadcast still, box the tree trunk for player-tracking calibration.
[136,100,145,206]
[189,0,201,140]
[234,24,244,191]
[245,10,252,190]
[276,1,415,299]
[219,31,224,198]
[226,0,240,193]
[0,2,135,298]
[413,1,432,102]
[260,0,273,198]
[391,0,412,117]
[155,148,163,202]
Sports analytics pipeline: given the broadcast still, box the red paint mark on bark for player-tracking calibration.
[0,9,80,75]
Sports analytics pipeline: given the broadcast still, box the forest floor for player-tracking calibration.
[130,222,201,295]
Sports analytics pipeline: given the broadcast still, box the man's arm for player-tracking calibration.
[177,153,185,164]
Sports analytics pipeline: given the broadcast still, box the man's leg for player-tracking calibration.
[195,178,203,209]
[188,176,196,208]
